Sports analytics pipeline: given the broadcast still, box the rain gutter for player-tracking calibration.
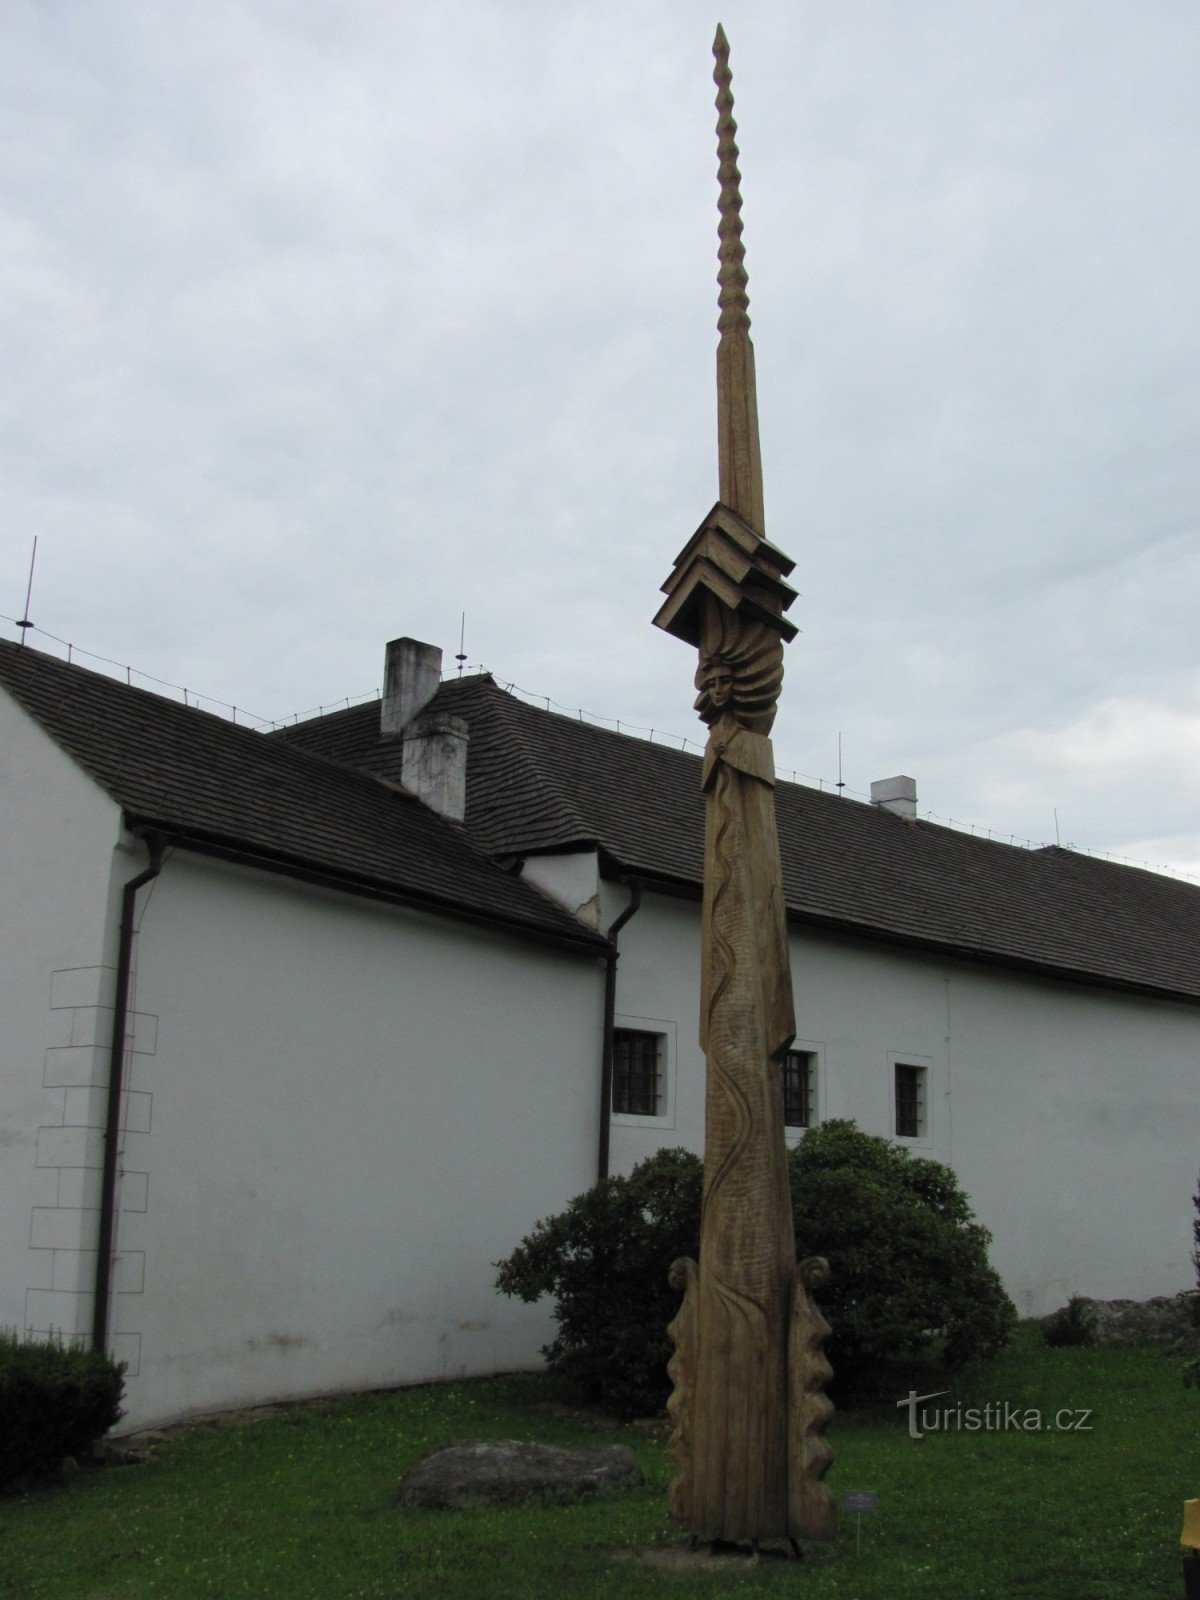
[597,879,643,1183]
[92,831,165,1354]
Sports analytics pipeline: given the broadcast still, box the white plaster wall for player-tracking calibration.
[943,973,1198,1314]
[115,853,606,1429]
[604,885,1199,1316]
[0,689,126,1343]
[521,850,602,930]
[603,888,704,1156]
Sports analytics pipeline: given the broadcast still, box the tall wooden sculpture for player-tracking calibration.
[655,26,835,1549]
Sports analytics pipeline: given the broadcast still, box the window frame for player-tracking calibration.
[612,1029,661,1117]
[610,1015,677,1130]
[782,1039,825,1144]
[889,1052,933,1144]
[781,1048,816,1131]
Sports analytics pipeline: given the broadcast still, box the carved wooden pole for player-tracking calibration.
[654,26,835,1549]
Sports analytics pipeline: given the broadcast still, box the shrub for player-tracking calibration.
[1041,1296,1098,1348]
[0,1332,125,1486]
[496,1147,701,1418]
[787,1121,1015,1385]
[496,1120,1015,1415]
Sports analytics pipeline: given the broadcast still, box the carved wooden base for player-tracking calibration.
[667,1254,836,1544]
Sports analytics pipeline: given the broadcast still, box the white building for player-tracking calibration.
[0,636,608,1429]
[2,631,1197,1429]
[285,642,1200,1319]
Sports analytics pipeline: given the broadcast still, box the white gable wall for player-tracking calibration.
[520,850,603,931]
[601,881,1198,1316]
[109,852,605,1429]
[0,688,127,1346]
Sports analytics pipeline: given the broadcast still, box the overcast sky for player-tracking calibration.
[2,1,1197,877]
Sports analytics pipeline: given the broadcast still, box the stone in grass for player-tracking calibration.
[397,1440,643,1510]
[1043,1295,1195,1346]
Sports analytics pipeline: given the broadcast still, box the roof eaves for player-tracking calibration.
[592,847,1200,1006]
[123,814,612,959]
[781,903,1200,1007]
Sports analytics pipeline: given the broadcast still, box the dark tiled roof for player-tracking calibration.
[279,675,1200,1005]
[0,642,606,954]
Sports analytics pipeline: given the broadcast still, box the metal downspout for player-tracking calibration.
[597,880,642,1183]
[92,833,165,1354]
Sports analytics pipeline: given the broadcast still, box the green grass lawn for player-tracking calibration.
[0,1330,1194,1599]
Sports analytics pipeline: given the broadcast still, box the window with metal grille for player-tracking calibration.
[894,1062,926,1138]
[782,1049,816,1128]
[612,1029,662,1116]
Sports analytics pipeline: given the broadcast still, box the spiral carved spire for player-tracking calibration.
[712,24,766,535]
[713,24,750,338]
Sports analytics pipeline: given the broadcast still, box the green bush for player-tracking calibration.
[496,1120,1015,1416]
[1041,1296,1098,1348]
[787,1121,1015,1385]
[495,1147,700,1417]
[0,1332,125,1486]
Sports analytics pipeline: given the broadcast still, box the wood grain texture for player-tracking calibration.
[661,600,835,1545]
[713,23,765,535]
[659,28,835,1547]
[788,1257,838,1540]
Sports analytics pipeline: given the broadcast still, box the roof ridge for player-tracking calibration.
[277,697,379,736]
[0,640,435,814]
[0,638,257,737]
[476,682,1200,887]
[479,689,1081,861]
[280,670,497,738]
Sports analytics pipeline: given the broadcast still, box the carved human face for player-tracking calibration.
[695,658,737,725]
[704,664,734,710]
[693,620,784,735]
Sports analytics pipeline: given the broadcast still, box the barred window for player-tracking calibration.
[612,1029,663,1116]
[895,1062,926,1138]
[782,1050,816,1128]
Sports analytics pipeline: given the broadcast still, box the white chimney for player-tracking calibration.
[870,774,918,822]
[382,637,442,736]
[401,714,469,823]
[381,636,468,822]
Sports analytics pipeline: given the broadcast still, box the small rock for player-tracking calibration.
[397,1440,643,1510]
[87,1439,150,1468]
[57,1456,81,1484]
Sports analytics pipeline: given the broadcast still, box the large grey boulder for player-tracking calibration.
[1070,1295,1194,1345]
[397,1440,643,1509]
